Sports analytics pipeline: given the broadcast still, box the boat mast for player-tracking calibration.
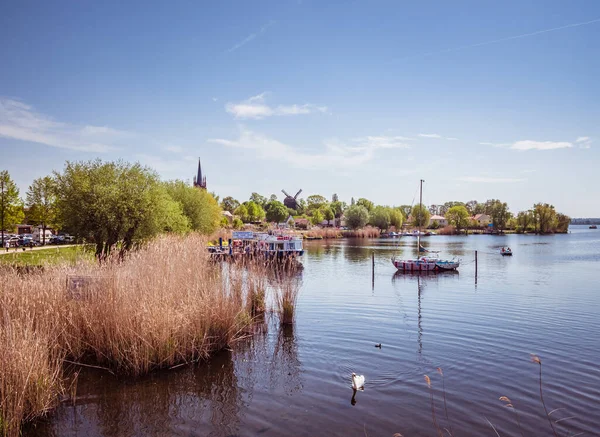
[418,179,424,256]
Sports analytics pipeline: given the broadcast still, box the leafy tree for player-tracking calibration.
[351,197,355,206]
[516,210,534,232]
[369,206,391,230]
[487,200,511,230]
[330,200,346,219]
[287,207,297,217]
[232,217,243,229]
[332,193,339,202]
[221,196,240,213]
[265,200,289,223]
[296,198,307,215]
[446,205,470,231]
[322,206,335,226]
[220,216,230,227]
[249,192,268,208]
[164,181,222,234]
[0,170,24,245]
[410,204,430,228]
[465,200,479,216]
[234,204,249,222]
[26,176,58,245]
[245,201,266,222]
[388,208,404,229]
[555,213,570,233]
[356,198,374,212]
[534,203,557,233]
[398,205,412,220]
[430,220,440,230]
[55,160,182,258]
[269,194,278,202]
[345,205,369,230]
[428,205,440,215]
[306,194,328,211]
[310,209,324,226]
[155,192,190,234]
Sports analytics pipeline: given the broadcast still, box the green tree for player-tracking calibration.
[332,193,339,202]
[234,204,249,222]
[356,198,374,212]
[265,200,289,223]
[296,198,307,215]
[398,205,412,220]
[249,192,268,208]
[269,194,278,202]
[487,200,511,231]
[410,204,431,228]
[322,206,335,226]
[306,194,328,211]
[516,210,534,233]
[26,176,58,245]
[330,200,346,219]
[164,180,222,234]
[310,209,324,226]
[220,196,240,213]
[388,208,404,229]
[369,206,391,230]
[345,205,369,230]
[55,160,184,258]
[245,201,266,222]
[446,205,470,231]
[0,170,24,245]
[232,217,243,229]
[555,213,570,233]
[534,203,557,233]
[465,200,479,216]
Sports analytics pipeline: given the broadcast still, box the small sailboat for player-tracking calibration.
[392,180,459,272]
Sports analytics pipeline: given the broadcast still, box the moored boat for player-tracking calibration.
[392,180,459,272]
[590,225,598,229]
[500,247,512,256]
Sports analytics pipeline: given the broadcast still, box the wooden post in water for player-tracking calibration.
[372,251,375,288]
[475,250,478,280]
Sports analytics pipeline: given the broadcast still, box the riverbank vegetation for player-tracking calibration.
[0,235,300,436]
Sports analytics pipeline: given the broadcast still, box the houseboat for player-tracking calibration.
[209,231,304,259]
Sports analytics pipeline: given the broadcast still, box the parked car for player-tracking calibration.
[7,236,20,247]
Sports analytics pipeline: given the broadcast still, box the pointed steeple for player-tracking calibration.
[193,157,207,189]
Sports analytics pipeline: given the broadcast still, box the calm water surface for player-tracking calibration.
[29,226,600,436]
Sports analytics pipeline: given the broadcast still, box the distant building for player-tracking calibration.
[294,218,310,230]
[430,214,448,227]
[16,224,33,235]
[193,158,207,189]
[471,214,491,227]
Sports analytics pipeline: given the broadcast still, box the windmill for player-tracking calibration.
[282,189,302,210]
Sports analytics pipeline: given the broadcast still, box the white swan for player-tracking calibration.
[352,373,365,390]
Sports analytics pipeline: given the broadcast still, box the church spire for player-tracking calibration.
[194,157,207,189]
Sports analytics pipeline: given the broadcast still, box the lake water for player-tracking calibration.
[28,226,600,436]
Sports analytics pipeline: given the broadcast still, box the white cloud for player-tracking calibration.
[0,98,129,152]
[576,136,590,143]
[446,137,458,141]
[208,129,406,170]
[212,97,218,102]
[510,140,572,151]
[226,20,275,53]
[458,176,526,183]
[225,93,328,119]
[418,133,442,139]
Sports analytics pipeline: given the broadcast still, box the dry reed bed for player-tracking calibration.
[342,226,381,238]
[0,235,295,437]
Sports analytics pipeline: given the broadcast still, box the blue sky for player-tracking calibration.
[1,0,599,216]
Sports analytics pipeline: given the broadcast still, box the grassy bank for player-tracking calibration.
[0,235,276,436]
[0,245,94,266]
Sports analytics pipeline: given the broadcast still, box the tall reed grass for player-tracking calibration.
[341,226,381,238]
[304,228,342,239]
[0,234,267,436]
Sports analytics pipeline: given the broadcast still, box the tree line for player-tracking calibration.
[219,193,570,234]
[0,160,572,258]
[0,161,221,258]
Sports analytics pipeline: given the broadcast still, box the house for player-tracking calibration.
[429,214,448,227]
[294,218,310,230]
[471,214,491,227]
[221,210,233,224]
[16,224,33,235]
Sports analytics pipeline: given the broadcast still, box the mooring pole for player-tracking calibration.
[475,250,478,281]
[372,251,375,288]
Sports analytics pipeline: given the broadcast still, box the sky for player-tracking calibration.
[1,0,599,216]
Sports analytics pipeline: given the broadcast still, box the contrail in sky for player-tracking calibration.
[398,17,600,61]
